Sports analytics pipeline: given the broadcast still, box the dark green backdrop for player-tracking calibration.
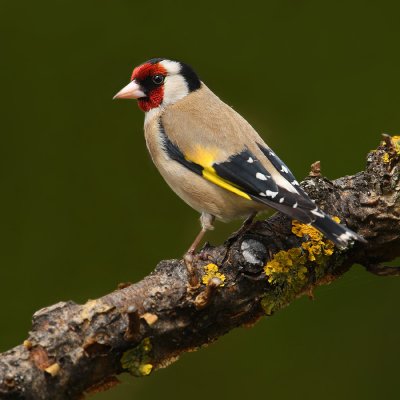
[1,1,399,399]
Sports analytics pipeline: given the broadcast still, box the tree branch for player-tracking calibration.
[1,136,399,400]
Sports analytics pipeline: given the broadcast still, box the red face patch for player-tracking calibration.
[137,87,163,112]
[131,62,167,112]
[131,62,167,81]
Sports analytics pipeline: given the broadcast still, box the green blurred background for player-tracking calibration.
[1,0,400,399]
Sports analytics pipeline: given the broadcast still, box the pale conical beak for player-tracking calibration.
[113,80,146,100]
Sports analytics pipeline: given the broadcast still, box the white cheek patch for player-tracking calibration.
[160,60,181,74]
[162,74,189,106]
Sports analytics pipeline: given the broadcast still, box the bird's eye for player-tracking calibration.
[152,74,165,85]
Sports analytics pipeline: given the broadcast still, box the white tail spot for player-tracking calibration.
[311,208,325,218]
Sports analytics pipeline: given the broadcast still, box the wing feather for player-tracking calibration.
[160,121,314,215]
[157,93,365,247]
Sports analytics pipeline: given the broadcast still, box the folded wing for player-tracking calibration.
[159,122,364,247]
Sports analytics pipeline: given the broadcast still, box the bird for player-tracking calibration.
[113,58,365,285]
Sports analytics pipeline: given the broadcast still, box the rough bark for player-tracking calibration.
[0,136,399,400]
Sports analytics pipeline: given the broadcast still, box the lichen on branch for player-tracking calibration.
[0,136,399,400]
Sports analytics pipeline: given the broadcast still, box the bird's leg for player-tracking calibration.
[184,213,215,288]
[184,228,207,287]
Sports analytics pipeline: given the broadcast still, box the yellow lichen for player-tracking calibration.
[142,337,152,352]
[393,136,400,154]
[261,247,307,315]
[292,220,323,242]
[291,219,337,261]
[202,263,226,286]
[381,136,400,163]
[297,266,308,281]
[264,247,307,284]
[121,338,153,377]
[261,217,340,315]
[138,363,153,376]
[382,152,390,163]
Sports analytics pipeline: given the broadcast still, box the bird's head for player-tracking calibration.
[113,58,201,112]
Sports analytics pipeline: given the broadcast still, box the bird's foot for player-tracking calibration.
[197,245,215,262]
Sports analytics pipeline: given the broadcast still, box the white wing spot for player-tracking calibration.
[292,202,298,208]
[279,197,285,203]
[266,190,278,198]
[311,208,325,218]
[247,157,254,163]
[256,172,267,181]
[259,192,267,197]
[291,180,299,186]
[281,165,289,174]
[339,232,353,241]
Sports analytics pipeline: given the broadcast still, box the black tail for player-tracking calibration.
[250,143,366,247]
[253,194,366,248]
[310,210,366,248]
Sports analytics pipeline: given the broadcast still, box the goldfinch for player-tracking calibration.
[114,58,365,277]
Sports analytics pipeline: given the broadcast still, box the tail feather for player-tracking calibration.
[252,194,366,248]
[310,212,366,248]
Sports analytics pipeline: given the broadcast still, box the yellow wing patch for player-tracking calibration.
[203,168,251,200]
[184,146,251,200]
[184,145,219,167]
